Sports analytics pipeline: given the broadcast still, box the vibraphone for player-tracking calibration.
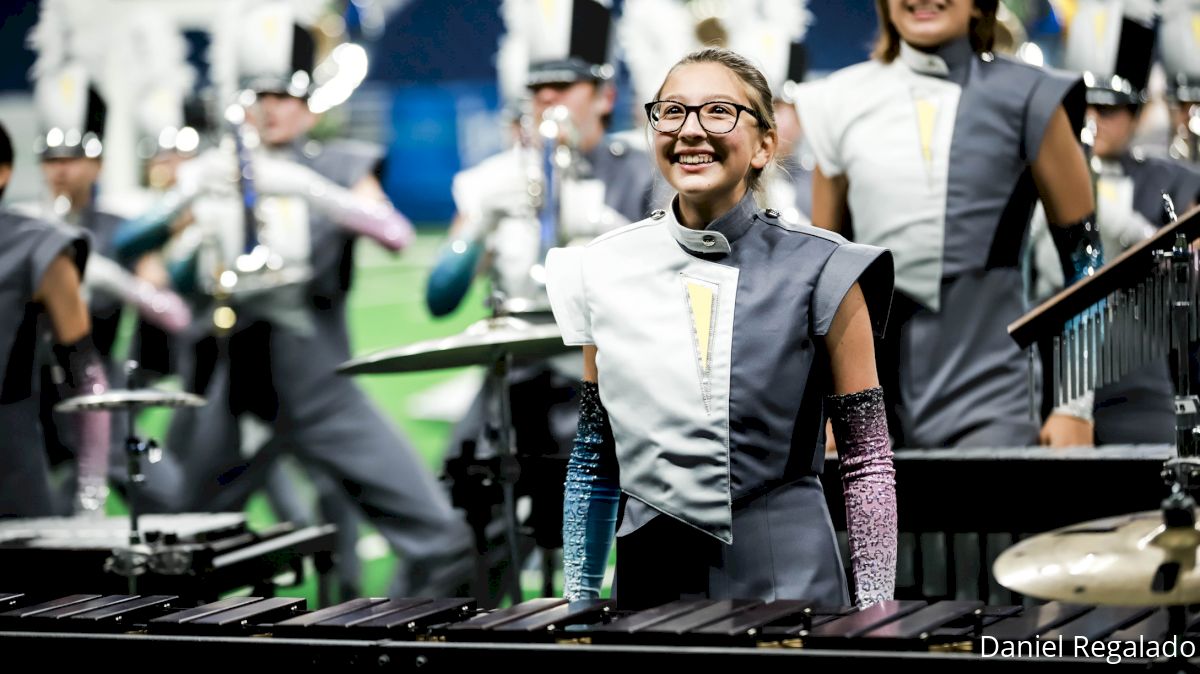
[0,592,1194,670]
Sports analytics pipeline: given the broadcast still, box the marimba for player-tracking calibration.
[0,592,1193,671]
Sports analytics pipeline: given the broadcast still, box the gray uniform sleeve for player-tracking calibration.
[1174,163,1200,210]
[28,221,89,296]
[812,242,894,338]
[1024,68,1086,163]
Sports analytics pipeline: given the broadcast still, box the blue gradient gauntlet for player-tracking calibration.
[114,191,189,263]
[425,239,482,317]
[562,381,620,601]
[1049,213,1104,286]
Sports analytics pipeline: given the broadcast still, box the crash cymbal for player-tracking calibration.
[338,316,573,375]
[55,389,208,413]
[993,509,1200,605]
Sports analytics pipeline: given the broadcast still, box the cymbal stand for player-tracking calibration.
[1160,197,1200,495]
[105,361,161,593]
[1156,199,1200,657]
[480,292,525,606]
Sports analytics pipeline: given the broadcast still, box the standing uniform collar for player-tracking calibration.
[1117,150,1145,176]
[663,191,758,255]
[898,36,975,86]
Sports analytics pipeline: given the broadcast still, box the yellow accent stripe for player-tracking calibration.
[1192,15,1200,47]
[1093,9,1108,45]
[915,99,937,166]
[686,281,714,371]
[1096,178,1118,202]
[59,73,75,101]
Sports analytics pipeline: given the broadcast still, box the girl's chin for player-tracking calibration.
[898,26,961,48]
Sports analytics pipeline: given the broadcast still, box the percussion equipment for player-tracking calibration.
[336,315,570,375]
[0,593,1194,670]
[994,508,1200,607]
[54,384,215,591]
[340,312,573,606]
[1009,201,1200,460]
[53,389,207,413]
[0,516,336,604]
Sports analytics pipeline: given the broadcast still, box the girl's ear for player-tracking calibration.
[750,128,777,170]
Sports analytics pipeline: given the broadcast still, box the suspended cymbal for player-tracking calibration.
[994,509,1200,606]
[55,389,208,413]
[338,316,573,375]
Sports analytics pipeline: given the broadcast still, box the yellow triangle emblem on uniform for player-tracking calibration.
[685,281,714,371]
[914,98,937,168]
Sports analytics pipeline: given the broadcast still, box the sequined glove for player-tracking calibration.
[562,381,620,601]
[1048,212,1104,286]
[53,335,111,517]
[828,387,897,608]
[253,157,414,251]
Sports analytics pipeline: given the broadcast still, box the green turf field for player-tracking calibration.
[109,230,599,604]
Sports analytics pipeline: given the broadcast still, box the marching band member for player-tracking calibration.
[796,0,1097,451]
[23,1,193,513]
[0,120,111,518]
[1160,0,1200,163]
[428,0,660,580]
[547,48,897,609]
[1028,0,1200,444]
[125,1,470,598]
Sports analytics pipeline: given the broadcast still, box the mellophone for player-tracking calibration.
[1,592,1196,670]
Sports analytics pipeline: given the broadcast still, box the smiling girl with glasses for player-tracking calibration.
[544,48,898,610]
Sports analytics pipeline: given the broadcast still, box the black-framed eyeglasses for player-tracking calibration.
[644,100,762,134]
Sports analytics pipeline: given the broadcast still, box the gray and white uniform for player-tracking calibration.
[167,138,473,596]
[547,193,892,603]
[0,210,88,517]
[796,37,1085,449]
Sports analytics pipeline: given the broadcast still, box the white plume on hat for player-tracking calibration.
[497,0,535,110]
[236,2,305,85]
[125,10,198,143]
[28,0,113,84]
[27,0,116,156]
[617,0,697,105]
[617,0,810,106]
[726,0,811,94]
[1159,0,1200,91]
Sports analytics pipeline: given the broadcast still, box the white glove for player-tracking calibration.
[452,148,536,234]
[85,255,193,333]
[175,148,238,201]
[253,156,415,251]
